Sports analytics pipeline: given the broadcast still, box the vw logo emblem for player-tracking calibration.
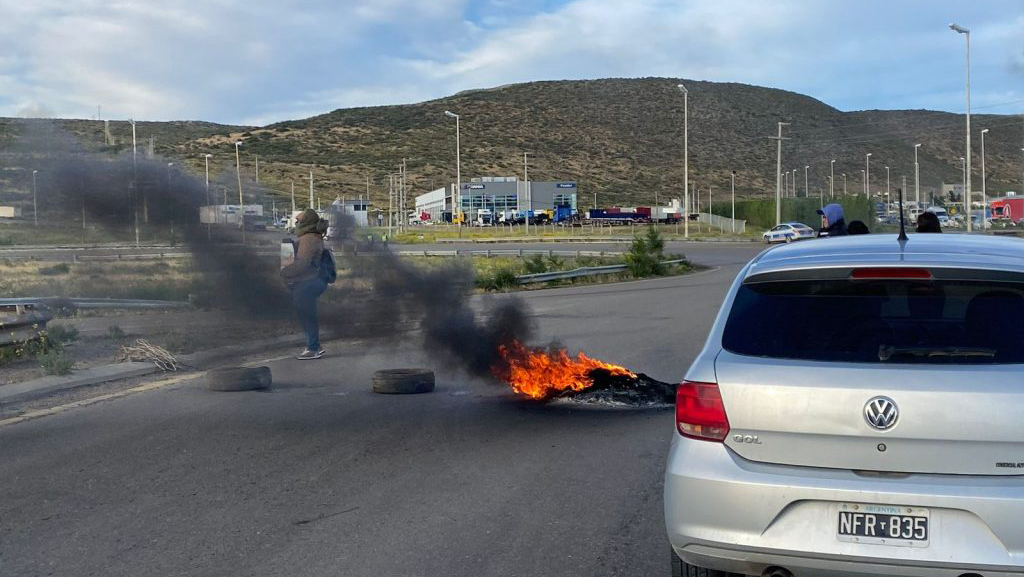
[864,396,899,430]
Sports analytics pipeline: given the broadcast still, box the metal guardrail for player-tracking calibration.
[515,259,687,284]
[390,249,617,258]
[0,302,53,346]
[0,297,191,310]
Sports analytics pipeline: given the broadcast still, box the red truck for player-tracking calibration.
[989,197,1024,224]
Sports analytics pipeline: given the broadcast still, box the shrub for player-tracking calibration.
[38,262,71,276]
[46,324,79,344]
[524,254,548,274]
[625,225,666,278]
[39,349,73,375]
[477,267,520,291]
[107,325,127,340]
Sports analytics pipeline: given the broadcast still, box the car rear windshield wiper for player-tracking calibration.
[878,345,996,361]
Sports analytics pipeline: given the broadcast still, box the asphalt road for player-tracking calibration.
[0,244,763,577]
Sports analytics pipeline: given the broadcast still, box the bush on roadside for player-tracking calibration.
[38,263,71,276]
[46,324,79,344]
[107,325,127,340]
[625,225,666,278]
[39,348,73,375]
[523,254,548,274]
[477,266,520,291]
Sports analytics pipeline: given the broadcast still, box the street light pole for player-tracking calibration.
[32,170,38,226]
[204,154,212,208]
[842,173,847,196]
[950,23,972,233]
[885,166,890,217]
[960,157,967,222]
[830,160,835,199]
[677,84,689,237]
[234,141,245,243]
[130,119,139,247]
[981,128,989,230]
[730,170,736,233]
[865,153,872,197]
[444,111,461,233]
[914,143,922,210]
[804,165,809,199]
[523,152,530,235]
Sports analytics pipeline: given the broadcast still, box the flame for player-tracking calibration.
[495,341,636,399]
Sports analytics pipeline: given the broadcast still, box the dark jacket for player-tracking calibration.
[818,219,848,237]
[281,232,324,284]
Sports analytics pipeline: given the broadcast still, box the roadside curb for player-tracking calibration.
[0,362,159,404]
[0,330,351,405]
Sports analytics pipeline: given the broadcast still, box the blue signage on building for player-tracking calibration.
[556,182,577,188]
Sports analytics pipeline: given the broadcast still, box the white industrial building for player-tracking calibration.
[414,177,578,223]
[329,198,371,227]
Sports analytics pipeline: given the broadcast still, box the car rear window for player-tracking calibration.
[722,278,1024,364]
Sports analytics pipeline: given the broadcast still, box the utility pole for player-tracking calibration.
[885,165,890,217]
[730,170,736,233]
[524,152,530,235]
[254,154,259,185]
[770,122,789,225]
[234,141,245,243]
[804,166,809,199]
[950,23,972,233]
[981,128,989,230]
[865,153,872,198]
[291,182,296,214]
[914,144,922,210]
[32,170,38,226]
[130,119,139,247]
[309,170,314,208]
[677,84,689,238]
[830,159,835,199]
[842,173,847,196]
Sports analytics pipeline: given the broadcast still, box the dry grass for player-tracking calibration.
[0,259,196,300]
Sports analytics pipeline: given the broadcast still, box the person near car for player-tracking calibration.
[916,211,942,233]
[816,203,848,237]
[847,220,870,235]
[281,208,329,360]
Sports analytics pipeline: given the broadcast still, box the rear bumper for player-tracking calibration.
[664,435,1024,576]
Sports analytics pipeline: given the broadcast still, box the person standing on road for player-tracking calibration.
[816,203,849,237]
[281,208,328,360]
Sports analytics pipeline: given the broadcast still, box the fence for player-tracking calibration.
[696,213,746,234]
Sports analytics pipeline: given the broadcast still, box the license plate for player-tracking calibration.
[836,503,929,547]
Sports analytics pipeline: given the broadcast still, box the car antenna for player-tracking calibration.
[897,187,908,242]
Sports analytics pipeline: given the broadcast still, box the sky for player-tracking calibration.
[0,0,1021,126]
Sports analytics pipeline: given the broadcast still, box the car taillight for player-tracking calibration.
[675,381,730,442]
[851,267,932,280]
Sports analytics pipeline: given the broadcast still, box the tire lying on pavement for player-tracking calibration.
[372,369,435,394]
[206,366,272,392]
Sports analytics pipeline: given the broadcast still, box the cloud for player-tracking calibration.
[0,0,1021,124]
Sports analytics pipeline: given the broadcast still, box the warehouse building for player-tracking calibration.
[414,177,577,223]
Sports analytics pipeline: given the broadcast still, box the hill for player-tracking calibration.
[1,78,1022,212]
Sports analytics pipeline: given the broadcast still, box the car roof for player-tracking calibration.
[747,233,1024,278]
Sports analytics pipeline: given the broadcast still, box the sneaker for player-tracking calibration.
[297,348,325,360]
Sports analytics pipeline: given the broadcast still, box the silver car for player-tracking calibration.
[666,234,1024,577]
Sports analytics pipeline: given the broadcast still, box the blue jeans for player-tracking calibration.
[290,277,327,351]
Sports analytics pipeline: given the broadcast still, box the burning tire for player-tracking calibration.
[372,369,435,394]
[206,366,272,392]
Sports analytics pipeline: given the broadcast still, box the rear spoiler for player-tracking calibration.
[744,266,1024,284]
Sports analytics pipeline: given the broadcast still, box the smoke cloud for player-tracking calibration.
[5,120,534,379]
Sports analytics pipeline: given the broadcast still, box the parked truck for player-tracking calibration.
[989,196,1024,224]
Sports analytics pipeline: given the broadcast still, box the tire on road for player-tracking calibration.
[206,366,272,392]
[372,369,435,394]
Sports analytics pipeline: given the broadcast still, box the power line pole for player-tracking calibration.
[769,122,790,225]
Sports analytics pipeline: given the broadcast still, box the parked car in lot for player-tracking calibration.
[666,234,1024,577]
[762,222,815,244]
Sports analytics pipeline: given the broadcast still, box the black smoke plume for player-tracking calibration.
[5,121,533,378]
